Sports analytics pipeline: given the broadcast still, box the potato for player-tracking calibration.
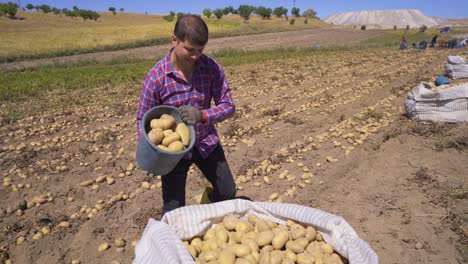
[255,218,271,232]
[231,231,245,243]
[297,252,315,264]
[150,118,174,130]
[223,215,239,231]
[290,224,306,240]
[187,245,198,258]
[80,179,93,187]
[271,250,284,264]
[160,114,176,124]
[176,122,190,146]
[244,231,257,241]
[266,220,277,229]
[296,237,310,248]
[217,248,235,264]
[114,238,126,248]
[163,129,173,137]
[316,232,324,242]
[188,214,347,264]
[320,243,334,254]
[256,230,274,247]
[231,244,251,257]
[305,226,317,241]
[168,141,185,152]
[306,241,320,254]
[314,255,324,264]
[241,237,259,253]
[215,227,229,245]
[235,220,254,233]
[268,193,279,201]
[272,229,289,249]
[191,237,203,248]
[148,128,164,145]
[16,236,25,245]
[285,240,305,254]
[162,131,181,147]
[259,251,272,264]
[201,250,218,262]
[204,228,217,241]
[234,258,251,264]
[284,249,297,262]
[227,232,236,245]
[244,254,257,264]
[98,242,110,252]
[157,144,171,151]
[260,245,273,254]
[251,250,260,263]
[286,220,296,227]
[247,214,258,225]
[201,239,218,252]
[326,253,344,264]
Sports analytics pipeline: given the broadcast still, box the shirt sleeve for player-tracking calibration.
[202,60,235,124]
[136,69,161,136]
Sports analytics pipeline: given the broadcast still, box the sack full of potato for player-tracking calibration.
[133,199,378,264]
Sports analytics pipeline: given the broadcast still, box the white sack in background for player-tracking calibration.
[133,199,379,264]
[445,63,468,79]
[447,55,468,65]
[405,82,468,123]
[445,55,468,79]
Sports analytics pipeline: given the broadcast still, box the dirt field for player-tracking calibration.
[1,28,380,71]
[0,33,467,264]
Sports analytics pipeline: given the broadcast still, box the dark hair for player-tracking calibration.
[174,15,208,46]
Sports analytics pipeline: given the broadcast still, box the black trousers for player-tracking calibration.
[161,143,236,215]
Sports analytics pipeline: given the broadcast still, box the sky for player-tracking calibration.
[8,0,466,19]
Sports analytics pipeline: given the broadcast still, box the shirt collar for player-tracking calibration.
[164,48,203,77]
[164,48,175,76]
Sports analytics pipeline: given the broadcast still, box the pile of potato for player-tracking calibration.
[147,114,190,152]
[183,214,346,264]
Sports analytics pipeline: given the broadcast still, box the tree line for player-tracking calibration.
[25,3,100,21]
[203,5,317,20]
[1,2,318,23]
[164,5,318,22]
[0,2,100,21]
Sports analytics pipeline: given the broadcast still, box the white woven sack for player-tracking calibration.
[447,55,468,65]
[133,199,379,264]
[445,63,468,79]
[405,82,468,123]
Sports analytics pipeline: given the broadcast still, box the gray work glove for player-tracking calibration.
[179,105,202,126]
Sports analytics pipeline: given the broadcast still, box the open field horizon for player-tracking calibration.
[0,11,327,58]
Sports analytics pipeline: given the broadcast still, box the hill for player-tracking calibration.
[0,11,327,58]
[324,9,444,29]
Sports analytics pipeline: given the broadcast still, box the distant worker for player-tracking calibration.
[438,39,447,48]
[447,38,458,48]
[430,34,438,48]
[418,40,427,49]
[400,36,408,50]
[462,38,468,47]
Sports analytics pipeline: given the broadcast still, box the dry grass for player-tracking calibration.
[435,134,468,151]
[406,122,453,137]
[0,11,327,56]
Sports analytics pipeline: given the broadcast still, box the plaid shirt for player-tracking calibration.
[136,50,235,159]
